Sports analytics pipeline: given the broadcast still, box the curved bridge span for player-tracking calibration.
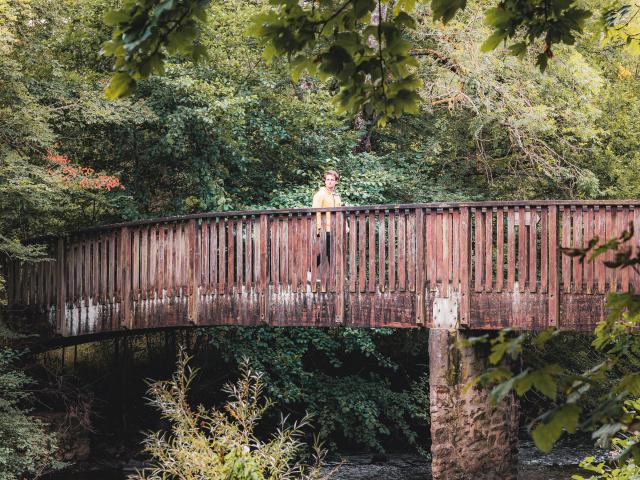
[5,200,640,339]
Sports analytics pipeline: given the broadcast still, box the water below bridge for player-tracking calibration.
[50,436,601,479]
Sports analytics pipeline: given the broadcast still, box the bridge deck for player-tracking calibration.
[4,200,640,337]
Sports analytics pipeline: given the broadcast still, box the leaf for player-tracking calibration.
[480,32,505,52]
[531,404,581,452]
[431,0,467,24]
[105,72,135,100]
[490,376,516,403]
[103,9,131,26]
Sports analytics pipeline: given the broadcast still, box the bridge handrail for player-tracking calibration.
[4,199,640,336]
[37,199,640,238]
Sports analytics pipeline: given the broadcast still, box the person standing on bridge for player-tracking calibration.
[312,170,342,267]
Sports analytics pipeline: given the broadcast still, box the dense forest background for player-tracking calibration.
[2,0,640,474]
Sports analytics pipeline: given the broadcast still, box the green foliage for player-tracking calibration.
[472,228,640,468]
[204,326,429,453]
[102,0,210,99]
[101,0,612,122]
[0,347,64,479]
[131,350,330,480]
[573,405,640,479]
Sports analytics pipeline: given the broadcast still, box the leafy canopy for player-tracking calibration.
[98,0,634,124]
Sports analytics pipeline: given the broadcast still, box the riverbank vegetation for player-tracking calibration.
[2,0,640,478]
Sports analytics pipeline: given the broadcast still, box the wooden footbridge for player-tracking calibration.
[5,200,639,339]
[5,199,640,479]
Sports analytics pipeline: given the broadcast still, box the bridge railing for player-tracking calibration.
[3,201,640,336]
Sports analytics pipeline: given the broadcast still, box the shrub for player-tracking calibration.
[130,350,332,480]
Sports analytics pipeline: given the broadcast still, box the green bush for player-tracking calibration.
[131,350,331,480]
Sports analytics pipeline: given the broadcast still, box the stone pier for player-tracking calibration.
[429,329,519,479]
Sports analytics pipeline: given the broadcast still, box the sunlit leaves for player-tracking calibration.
[102,0,211,99]
[250,0,423,125]
[601,4,640,56]
[480,0,591,70]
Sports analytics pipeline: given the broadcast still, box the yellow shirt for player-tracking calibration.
[312,187,342,233]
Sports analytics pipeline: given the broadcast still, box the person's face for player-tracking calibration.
[325,174,337,190]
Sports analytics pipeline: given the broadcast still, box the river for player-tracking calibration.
[51,437,602,480]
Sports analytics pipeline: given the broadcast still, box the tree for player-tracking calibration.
[100,0,640,124]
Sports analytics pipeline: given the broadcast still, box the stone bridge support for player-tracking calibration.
[429,329,519,479]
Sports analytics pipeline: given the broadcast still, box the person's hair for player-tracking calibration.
[324,170,339,181]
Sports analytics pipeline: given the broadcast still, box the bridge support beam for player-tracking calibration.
[429,329,519,480]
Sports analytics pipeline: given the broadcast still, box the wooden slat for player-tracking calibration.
[227,219,234,293]
[548,206,559,327]
[349,212,357,293]
[283,217,290,289]
[633,207,640,292]
[415,208,424,324]
[369,211,376,292]
[485,208,493,291]
[605,207,614,292]
[452,209,460,290]
[388,211,396,292]
[92,239,99,302]
[142,227,149,300]
[251,219,258,291]
[572,207,582,293]
[174,224,182,298]
[442,209,450,297]
[378,211,386,292]
[208,218,220,294]
[398,210,406,292]
[259,214,269,323]
[201,221,209,292]
[157,225,165,298]
[583,207,593,294]
[82,238,92,307]
[528,209,537,293]
[244,217,255,292]
[435,210,443,291]
[166,224,174,297]
[109,232,116,302]
[149,225,157,299]
[310,214,317,294]
[335,212,345,323]
[562,207,571,293]
[236,218,243,291]
[289,216,296,292]
[132,229,140,298]
[189,219,200,323]
[320,213,328,293]
[56,238,66,335]
[518,207,526,293]
[620,208,630,292]
[427,209,436,290]
[459,207,470,327]
[408,210,416,293]
[76,241,83,304]
[540,208,548,294]
[218,219,226,294]
[496,208,504,293]
[595,207,606,294]
[119,227,132,328]
[474,208,484,292]
[507,208,516,292]
[296,214,304,292]
[358,212,367,293]
[330,212,338,292]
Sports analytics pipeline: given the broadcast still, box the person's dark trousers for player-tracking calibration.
[316,232,331,267]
